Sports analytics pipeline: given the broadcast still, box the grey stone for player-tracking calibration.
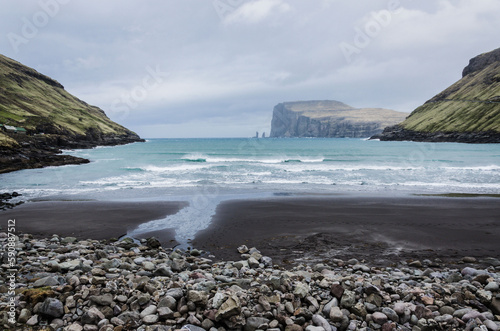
[59,259,82,270]
[491,298,500,315]
[117,311,141,324]
[340,290,356,308]
[26,314,39,326]
[485,282,499,292]
[215,295,241,321]
[142,261,155,271]
[248,256,260,268]
[329,306,343,322]
[157,307,174,319]
[137,293,151,306]
[166,287,183,299]
[65,323,83,331]
[294,282,310,298]
[171,258,188,272]
[434,314,453,324]
[306,326,326,331]
[146,237,161,249]
[181,324,206,331]
[245,317,270,331]
[18,308,31,323]
[312,314,331,331]
[439,306,455,315]
[382,307,399,322]
[142,314,159,324]
[188,290,209,306]
[33,276,60,287]
[61,236,77,244]
[462,310,485,322]
[140,305,157,318]
[238,245,249,254]
[484,320,499,331]
[39,298,64,318]
[89,293,114,306]
[372,311,388,325]
[81,307,105,325]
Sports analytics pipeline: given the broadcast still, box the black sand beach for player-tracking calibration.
[2,196,499,266]
[0,200,186,244]
[192,196,500,266]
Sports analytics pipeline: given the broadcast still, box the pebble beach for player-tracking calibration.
[1,231,499,331]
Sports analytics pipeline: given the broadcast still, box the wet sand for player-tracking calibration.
[192,196,500,266]
[2,196,499,266]
[1,200,186,245]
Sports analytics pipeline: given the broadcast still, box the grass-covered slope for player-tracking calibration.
[375,47,500,143]
[0,54,140,141]
[401,55,500,133]
[0,54,143,173]
[372,48,500,143]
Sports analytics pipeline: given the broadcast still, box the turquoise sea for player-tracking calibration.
[2,138,500,243]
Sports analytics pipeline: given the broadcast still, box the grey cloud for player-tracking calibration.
[1,0,499,137]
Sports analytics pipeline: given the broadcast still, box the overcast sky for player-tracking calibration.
[1,0,499,138]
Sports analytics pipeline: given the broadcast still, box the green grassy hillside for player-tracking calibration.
[0,54,140,144]
[400,48,500,133]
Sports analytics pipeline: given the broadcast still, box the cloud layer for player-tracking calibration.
[1,0,499,137]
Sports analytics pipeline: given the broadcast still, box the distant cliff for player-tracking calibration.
[270,100,407,138]
[0,54,143,173]
[373,47,500,143]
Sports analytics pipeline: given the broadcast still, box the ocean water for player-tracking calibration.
[2,138,500,244]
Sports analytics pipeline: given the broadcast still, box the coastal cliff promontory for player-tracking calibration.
[0,54,143,173]
[373,47,500,143]
[270,100,407,138]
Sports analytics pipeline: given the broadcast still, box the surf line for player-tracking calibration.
[125,195,223,249]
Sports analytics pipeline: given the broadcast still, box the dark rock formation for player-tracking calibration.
[372,125,500,144]
[462,47,500,77]
[0,192,23,210]
[270,100,407,138]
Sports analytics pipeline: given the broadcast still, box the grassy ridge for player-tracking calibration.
[400,57,500,133]
[0,54,137,143]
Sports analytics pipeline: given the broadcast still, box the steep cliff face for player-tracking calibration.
[270,100,407,138]
[0,54,144,173]
[374,47,500,143]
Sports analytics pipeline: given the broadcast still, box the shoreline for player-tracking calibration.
[192,195,500,266]
[1,195,499,267]
[0,200,186,247]
[1,195,499,329]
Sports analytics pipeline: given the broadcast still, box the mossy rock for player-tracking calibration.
[22,286,56,305]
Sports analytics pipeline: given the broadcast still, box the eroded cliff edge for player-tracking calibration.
[270,100,407,138]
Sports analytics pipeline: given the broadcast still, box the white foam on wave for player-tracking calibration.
[142,164,211,173]
[442,165,500,171]
[127,194,223,247]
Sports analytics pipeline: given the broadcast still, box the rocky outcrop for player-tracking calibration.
[270,101,407,138]
[374,47,500,143]
[372,125,500,143]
